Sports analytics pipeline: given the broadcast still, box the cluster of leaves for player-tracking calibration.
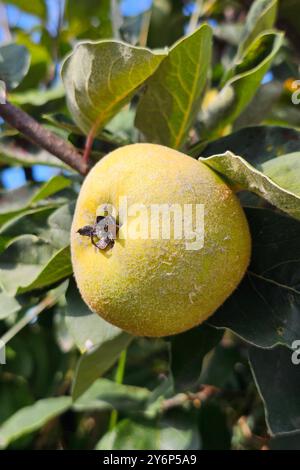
[0,0,300,450]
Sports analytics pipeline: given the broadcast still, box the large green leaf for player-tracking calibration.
[61,40,166,136]
[73,378,150,414]
[0,397,71,449]
[200,151,300,220]
[200,32,283,137]
[170,324,223,393]
[238,0,278,55]
[136,24,212,149]
[210,208,300,349]
[0,43,30,90]
[96,411,200,450]
[5,0,47,19]
[249,345,300,435]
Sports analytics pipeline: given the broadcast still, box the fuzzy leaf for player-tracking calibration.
[200,151,300,220]
[61,40,166,136]
[0,397,71,449]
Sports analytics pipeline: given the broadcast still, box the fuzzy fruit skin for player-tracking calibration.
[71,143,251,337]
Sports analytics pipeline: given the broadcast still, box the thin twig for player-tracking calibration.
[83,129,95,164]
[162,385,219,412]
[0,102,89,175]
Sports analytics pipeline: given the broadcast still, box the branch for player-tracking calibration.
[0,101,89,175]
[162,385,219,412]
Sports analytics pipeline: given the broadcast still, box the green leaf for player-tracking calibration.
[5,0,47,19]
[170,324,223,393]
[249,346,300,435]
[72,331,132,400]
[65,0,113,40]
[0,290,21,319]
[65,279,124,354]
[9,85,65,107]
[0,43,30,90]
[239,0,278,55]
[0,236,72,295]
[200,343,241,388]
[43,202,75,249]
[14,33,50,91]
[210,208,300,349]
[0,143,70,170]
[200,151,300,220]
[0,397,71,449]
[136,24,212,149]
[73,378,150,414]
[30,175,72,205]
[261,153,300,196]
[200,32,283,137]
[61,40,166,136]
[147,0,185,49]
[96,412,200,450]
[42,113,81,134]
[194,125,300,163]
[17,245,72,294]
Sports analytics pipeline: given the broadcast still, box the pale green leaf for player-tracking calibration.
[239,0,278,55]
[72,332,132,400]
[0,236,72,295]
[73,378,150,413]
[261,153,300,196]
[17,245,72,294]
[201,32,283,137]
[96,413,200,450]
[61,40,166,136]
[9,85,65,107]
[136,24,212,149]
[0,290,21,319]
[0,43,30,90]
[0,397,71,449]
[200,151,300,220]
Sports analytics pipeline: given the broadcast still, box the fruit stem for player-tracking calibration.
[83,129,95,164]
[108,349,127,431]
